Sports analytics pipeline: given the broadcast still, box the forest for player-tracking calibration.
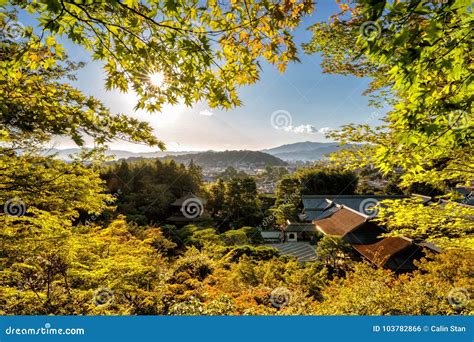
[1,0,473,316]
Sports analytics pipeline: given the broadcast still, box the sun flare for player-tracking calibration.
[148,71,166,88]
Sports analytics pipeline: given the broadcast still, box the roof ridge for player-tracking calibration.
[338,204,371,219]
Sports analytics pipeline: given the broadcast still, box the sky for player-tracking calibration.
[20,2,385,153]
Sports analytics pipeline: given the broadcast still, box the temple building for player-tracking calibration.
[309,202,439,272]
[262,193,467,268]
[166,193,207,226]
[299,195,441,271]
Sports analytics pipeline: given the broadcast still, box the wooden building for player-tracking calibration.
[166,193,207,226]
[283,223,319,243]
[308,199,439,272]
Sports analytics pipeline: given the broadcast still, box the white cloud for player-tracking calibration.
[318,127,332,134]
[199,109,214,116]
[278,124,332,134]
[287,124,318,134]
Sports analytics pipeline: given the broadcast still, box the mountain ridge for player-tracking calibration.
[262,141,340,154]
[262,141,354,161]
[42,141,352,162]
[158,150,287,167]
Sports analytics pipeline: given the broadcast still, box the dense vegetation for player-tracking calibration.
[303,0,473,249]
[1,0,472,316]
[2,214,471,315]
[99,158,357,230]
[100,159,203,225]
[161,150,288,168]
[99,158,266,229]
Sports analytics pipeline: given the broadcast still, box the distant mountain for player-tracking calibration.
[42,148,197,161]
[44,148,286,168]
[262,141,355,161]
[159,150,287,168]
[42,141,353,164]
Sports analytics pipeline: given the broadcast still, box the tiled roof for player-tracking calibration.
[352,237,413,267]
[302,197,333,210]
[309,200,440,271]
[384,244,427,271]
[302,194,442,271]
[302,195,406,213]
[342,221,386,245]
[265,242,317,262]
[284,223,317,232]
[303,205,338,221]
[313,207,367,236]
[419,241,442,253]
[171,193,207,206]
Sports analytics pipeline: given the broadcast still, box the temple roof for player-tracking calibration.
[313,207,367,237]
[309,199,440,271]
[171,192,207,206]
[302,195,406,213]
[352,237,413,267]
[284,223,317,232]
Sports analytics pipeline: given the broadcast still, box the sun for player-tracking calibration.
[148,71,166,88]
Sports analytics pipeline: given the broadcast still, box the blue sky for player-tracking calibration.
[20,2,384,152]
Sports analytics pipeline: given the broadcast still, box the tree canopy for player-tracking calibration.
[304,0,473,189]
[303,0,473,250]
[9,0,314,112]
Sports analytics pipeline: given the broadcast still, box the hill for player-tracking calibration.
[42,141,354,163]
[262,141,354,161]
[160,150,287,168]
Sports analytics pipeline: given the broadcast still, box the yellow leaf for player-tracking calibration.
[45,36,55,47]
